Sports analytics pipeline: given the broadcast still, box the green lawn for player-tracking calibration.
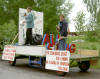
[67,36,100,52]
[91,60,100,69]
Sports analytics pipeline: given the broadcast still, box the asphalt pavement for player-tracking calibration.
[0,57,100,79]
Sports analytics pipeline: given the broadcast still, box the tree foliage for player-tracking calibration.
[0,20,17,49]
[83,0,100,41]
[73,11,86,33]
[0,0,73,34]
[0,0,73,48]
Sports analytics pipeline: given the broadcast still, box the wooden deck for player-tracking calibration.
[70,54,100,61]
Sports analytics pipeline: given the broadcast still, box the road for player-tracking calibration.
[0,58,100,79]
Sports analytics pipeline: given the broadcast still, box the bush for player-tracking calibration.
[0,20,17,49]
[85,31,99,42]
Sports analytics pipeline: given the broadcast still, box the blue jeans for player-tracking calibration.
[58,39,66,50]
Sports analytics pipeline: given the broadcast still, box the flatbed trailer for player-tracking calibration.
[8,45,100,76]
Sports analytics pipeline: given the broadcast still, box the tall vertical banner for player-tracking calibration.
[45,50,70,72]
[19,8,43,45]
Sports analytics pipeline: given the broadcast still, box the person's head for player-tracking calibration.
[60,15,65,21]
[27,7,32,13]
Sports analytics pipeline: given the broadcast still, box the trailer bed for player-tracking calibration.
[15,45,100,61]
[16,45,46,56]
[70,54,100,61]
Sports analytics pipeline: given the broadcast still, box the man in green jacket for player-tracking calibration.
[23,7,34,45]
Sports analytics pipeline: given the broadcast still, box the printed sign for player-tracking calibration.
[19,8,43,45]
[45,50,70,72]
[2,45,16,61]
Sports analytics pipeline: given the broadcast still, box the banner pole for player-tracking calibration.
[11,33,19,45]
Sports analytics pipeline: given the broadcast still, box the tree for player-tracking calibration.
[0,0,73,34]
[83,0,100,42]
[0,20,17,49]
[73,11,86,34]
[83,0,100,24]
[0,0,73,48]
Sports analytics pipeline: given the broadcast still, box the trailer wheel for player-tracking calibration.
[56,71,66,76]
[9,58,16,66]
[78,61,90,72]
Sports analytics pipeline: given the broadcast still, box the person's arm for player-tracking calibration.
[56,22,61,32]
[56,26,60,32]
[25,13,33,23]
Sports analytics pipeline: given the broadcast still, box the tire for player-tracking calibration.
[9,58,16,66]
[56,71,66,76]
[78,61,90,72]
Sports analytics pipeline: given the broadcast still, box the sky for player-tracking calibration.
[68,0,90,32]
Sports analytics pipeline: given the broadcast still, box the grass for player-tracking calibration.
[91,59,100,69]
[67,36,100,52]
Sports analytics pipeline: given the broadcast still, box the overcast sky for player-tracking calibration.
[68,0,90,32]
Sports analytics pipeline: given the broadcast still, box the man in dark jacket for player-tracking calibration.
[56,15,68,50]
